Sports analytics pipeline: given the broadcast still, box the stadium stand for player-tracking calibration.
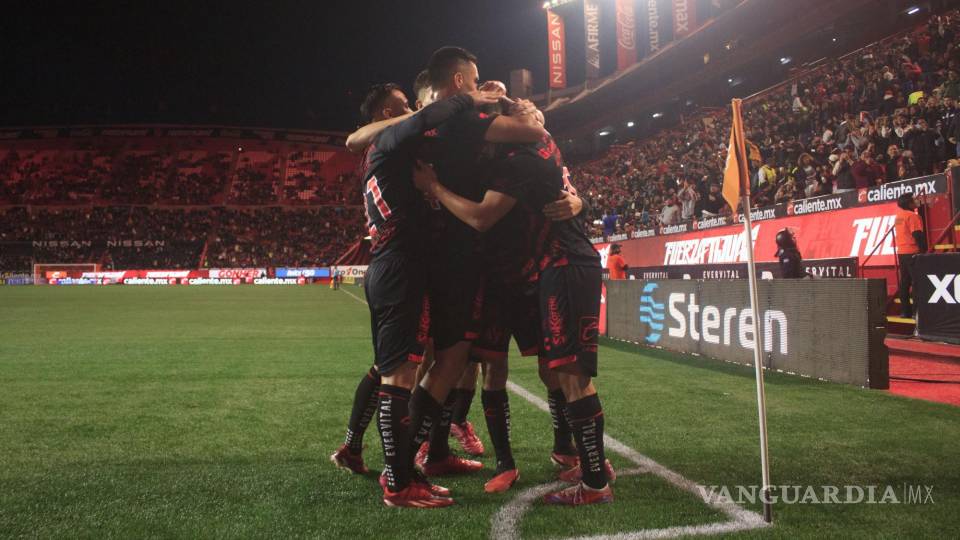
[0,127,361,272]
[571,10,960,238]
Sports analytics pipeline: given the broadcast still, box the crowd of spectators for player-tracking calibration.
[573,11,960,238]
[0,204,360,272]
[205,206,362,268]
[0,137,365,272]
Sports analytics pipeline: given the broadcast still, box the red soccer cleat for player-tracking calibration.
[558,459,616,484]
[484,469,520,493]
[379,472,451,498]
[330,445,368,474]
[450,421,485,456]
[421,454,484,476]
[382,483,454,508]
[543,482,614,506]
[415,442,430,469]
[550,451,579,470]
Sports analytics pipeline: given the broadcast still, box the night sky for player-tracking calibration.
[1,0,621,132]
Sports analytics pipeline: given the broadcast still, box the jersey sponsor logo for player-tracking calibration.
[546,295,567,347]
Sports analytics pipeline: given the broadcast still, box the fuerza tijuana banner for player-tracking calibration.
[597,202,904,269]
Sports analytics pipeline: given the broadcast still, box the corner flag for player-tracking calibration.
[724,98,773,523]
[722,99,750,213]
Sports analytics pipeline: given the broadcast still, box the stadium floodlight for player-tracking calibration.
[780,56,792,65]
[597,130,611,137]
[626,121,635,127]
[651,112,663,119]
[907,6,920,15]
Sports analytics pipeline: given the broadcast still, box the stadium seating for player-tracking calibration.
[572,10,960,238]
[0,132,361,272]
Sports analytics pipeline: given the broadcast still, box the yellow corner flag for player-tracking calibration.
[722,99,750,213]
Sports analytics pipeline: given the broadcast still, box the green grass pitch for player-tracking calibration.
[0,285,957,539]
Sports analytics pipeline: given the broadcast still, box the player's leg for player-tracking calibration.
[449,363,484,456]
[409,269,484,476]
[330,364,380,474]
[366,257,452,508]
[481,358,519,492]
[540,356,578,469]
[539,265,613,505]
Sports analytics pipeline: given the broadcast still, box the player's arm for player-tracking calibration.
[542,190,585,221]
[345,113,413,153]
[349,92,499,153]
[484,114,546,144]
[414,161,516,232]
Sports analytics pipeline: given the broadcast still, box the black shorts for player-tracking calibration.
[471,281,540,362]
[539,264,602,377]
[427,256,484,351]
[365,254,429,375]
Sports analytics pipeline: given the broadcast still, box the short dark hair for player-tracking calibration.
[427,46,477,88]
[360,83,401,124]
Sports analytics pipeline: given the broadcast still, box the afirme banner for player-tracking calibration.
[605,279,889,388]
[914,253,960,344]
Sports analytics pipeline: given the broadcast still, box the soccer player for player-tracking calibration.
[332,72,437,477]
[405,46,549,477]
[413,119,615,505]
[347,81,497,507]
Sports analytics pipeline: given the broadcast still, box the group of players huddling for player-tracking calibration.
[329,46,614,508]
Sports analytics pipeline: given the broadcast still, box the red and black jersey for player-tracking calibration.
[421,108,498,258]
[362,95,475,258]
[487,133,600,276]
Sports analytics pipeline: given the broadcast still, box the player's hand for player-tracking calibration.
[543,191,583,221]
[413,160,439,193]
[466,90,500,108]
[479,80,507,96]
[509,99,537,117]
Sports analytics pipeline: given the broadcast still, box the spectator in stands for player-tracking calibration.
[904,118,938,174]
[700,183,727,217]
[852,150,885,188]
[678,178,699,221]
[833,148,857,193]
[659,197,681,225]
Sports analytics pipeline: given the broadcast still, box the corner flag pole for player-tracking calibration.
[722,98,772,523]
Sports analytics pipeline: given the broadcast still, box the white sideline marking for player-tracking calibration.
[339,286,368,306]
[334,287,768,538]
[494,381,770,540]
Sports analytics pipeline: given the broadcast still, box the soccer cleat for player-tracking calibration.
[415,441,430,469]
[379,471,451,498]
[421,454,484,476]
[543,482,614,506]
[450,421,485,456]
[382,483,455,508]
[550,451,579,470]
[557,459,616,485]
[330,444,368,474]
[484,469,520,493]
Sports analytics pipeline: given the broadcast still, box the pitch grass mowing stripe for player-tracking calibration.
[337,287,768,539]
[494,381,769,540]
